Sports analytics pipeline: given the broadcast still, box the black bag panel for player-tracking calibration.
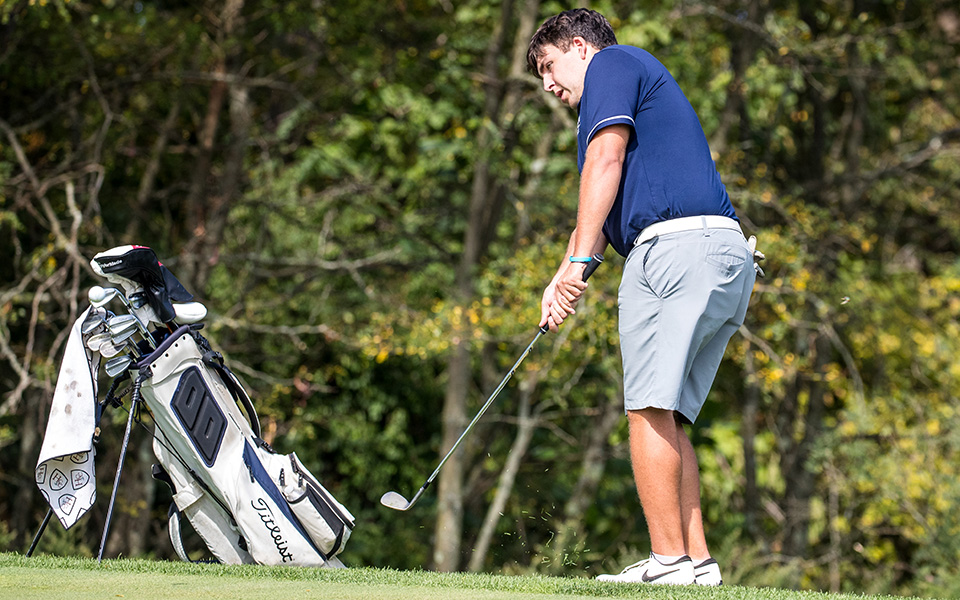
[170,367,227,467]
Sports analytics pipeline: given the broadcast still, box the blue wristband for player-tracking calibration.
[569,256,593,263]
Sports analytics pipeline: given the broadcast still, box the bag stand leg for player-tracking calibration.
[97,374,144,563]
[26,508,53,557]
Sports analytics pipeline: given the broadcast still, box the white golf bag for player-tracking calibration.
[138,325,354,566]
[32,244,355,565]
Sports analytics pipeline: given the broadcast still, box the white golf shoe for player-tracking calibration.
[596,554,695,585]
[694,557,723,586]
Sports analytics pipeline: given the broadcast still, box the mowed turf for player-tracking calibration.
[0,553,912,600]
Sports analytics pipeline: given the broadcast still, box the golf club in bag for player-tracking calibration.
[381,253,604,511]
[31,245,354,567]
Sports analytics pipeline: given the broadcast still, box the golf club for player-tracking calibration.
[107,312,157,350]
[104,355,134,378]
[107,314,139,336]
[90,286,159,348]
[109,323,144,358]
[81,307,107,335]
[173,301,208,324]
[85,332,114,352]
[110,324,138,346]
[90,323,139,359]
[129,290,149,310]
[380,253,604,511]
[99,338,126,359]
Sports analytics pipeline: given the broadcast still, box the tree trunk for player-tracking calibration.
[432,0,524,572]
[193,82,252,293]
[742,337,760,539]
[12,389,43,547]
[709,0,763,154]
[178,0,245,291]
[466,377,539,572]
[123,98,181,243]
[780,333,828,558]
[545,389,623,574]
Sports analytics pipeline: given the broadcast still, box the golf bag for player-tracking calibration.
[33,244,355,565]
[140,324,355,567]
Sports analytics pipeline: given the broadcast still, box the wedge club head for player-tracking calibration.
[86,332,113,352]
[380,491,419,511]
[99,340,123,358]
[107,314,139,335]
[104,355,133,378]
[111,326,137,346]
[129,291,149,309]
[106,313,157,350]
[81,307,107,335]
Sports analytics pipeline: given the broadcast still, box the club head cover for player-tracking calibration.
[91,245,194,323]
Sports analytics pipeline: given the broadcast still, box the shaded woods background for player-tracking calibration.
[2,0,959,596]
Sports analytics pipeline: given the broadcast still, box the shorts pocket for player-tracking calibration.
[705,250,746,277]
[639,239,657,293]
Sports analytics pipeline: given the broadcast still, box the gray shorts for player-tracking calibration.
[618,227,755,424]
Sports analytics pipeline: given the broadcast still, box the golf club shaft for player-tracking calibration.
[389,253,604,510]
[414,328,546,497]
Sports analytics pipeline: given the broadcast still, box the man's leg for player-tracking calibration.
[676,422,709,560]
[627,407,686,556]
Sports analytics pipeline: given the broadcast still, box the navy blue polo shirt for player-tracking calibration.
[577,46,737,257]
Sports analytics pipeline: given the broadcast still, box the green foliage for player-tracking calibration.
[3,0,960,596]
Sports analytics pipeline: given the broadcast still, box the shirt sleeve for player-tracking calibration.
[579,48,644,144]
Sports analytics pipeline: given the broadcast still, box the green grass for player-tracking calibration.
[0,553,913,600]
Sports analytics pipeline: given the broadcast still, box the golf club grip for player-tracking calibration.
[582,253,605,281]
[539,253,605,334]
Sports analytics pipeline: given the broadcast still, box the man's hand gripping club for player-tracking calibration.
[540,254,604,332]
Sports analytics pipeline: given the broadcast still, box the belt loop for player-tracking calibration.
[701,216,710,237]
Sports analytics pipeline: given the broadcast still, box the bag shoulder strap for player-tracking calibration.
[167,503,192,563]
[152,463,197,563]
[192,334,261,438]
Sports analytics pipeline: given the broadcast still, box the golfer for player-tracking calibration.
[528,9,757,586]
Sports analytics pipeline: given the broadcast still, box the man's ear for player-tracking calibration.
[572,36,589,59]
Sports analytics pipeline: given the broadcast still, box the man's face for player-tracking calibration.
[536,38,591,109]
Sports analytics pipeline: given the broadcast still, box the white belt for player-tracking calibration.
[635,215,742,246]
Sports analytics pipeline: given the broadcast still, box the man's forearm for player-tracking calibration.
[550,231,579,285]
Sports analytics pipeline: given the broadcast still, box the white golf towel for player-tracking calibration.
[36,308,99,529]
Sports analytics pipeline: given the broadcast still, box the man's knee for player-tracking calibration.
[628,407,679,425]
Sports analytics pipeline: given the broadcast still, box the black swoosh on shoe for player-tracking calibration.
[641,568,680,583]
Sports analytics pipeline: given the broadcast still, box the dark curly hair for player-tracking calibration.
[526,9,618,75]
